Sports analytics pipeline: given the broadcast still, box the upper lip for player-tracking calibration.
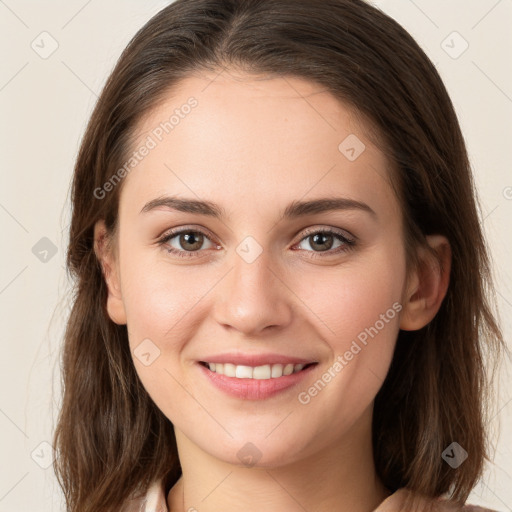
[199,353,318,367]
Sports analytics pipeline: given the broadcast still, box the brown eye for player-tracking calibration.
[306,232,335,252]
[159,228,218,258]
[176,231,205,251]
[296,228,355,255]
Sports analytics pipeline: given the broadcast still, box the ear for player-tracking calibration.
[399,235,451,331]
[93,219,127,325]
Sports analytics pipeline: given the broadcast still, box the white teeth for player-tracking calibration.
[271,364,283,378]
[235,365,253,379]
[283,363,294,376]
[253,365,271,380]
[223,363,236,377]
[205,362,309,379]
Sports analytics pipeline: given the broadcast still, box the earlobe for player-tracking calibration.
[93,220,127,325]
[399,235,451,331]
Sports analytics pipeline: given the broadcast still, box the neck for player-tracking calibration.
[167,406,391,512]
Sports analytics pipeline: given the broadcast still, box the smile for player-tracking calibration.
[200,362,316,379]
[197,361,318,400]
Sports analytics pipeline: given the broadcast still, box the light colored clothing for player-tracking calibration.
[122,478,499,512]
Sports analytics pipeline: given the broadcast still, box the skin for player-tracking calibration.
[94,69,451,512]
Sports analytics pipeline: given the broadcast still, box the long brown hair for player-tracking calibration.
[53,1,506,510]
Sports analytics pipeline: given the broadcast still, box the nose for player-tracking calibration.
[212,245,293,337]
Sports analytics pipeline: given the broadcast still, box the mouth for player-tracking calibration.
[198,360,318,400]
[199,361,318,379]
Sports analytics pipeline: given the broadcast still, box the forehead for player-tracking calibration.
[119,70,399,225]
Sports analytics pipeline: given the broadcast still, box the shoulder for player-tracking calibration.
[122,483,499,512]
[375,488,501,512]
[120,479,169,512]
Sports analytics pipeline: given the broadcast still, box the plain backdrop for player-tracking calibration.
[0,1,511,510]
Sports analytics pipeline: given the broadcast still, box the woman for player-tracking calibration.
[53,1,506,511]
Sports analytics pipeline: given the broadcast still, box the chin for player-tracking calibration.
[200,435,310,469]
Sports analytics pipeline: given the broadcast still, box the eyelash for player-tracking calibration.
[157,226,356,260]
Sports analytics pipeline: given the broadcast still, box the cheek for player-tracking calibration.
[293,246,405,408]
[120,250,212,347]
[295,247,405,347]
[118,251,208,412]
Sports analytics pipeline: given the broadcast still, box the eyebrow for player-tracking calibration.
[140,195,377,220]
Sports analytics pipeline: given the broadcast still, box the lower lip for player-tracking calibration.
[197,362,317,400]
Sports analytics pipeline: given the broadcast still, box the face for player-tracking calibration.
[100,69,412,467]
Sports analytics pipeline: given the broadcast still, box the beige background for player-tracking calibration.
[0,1,511,510]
